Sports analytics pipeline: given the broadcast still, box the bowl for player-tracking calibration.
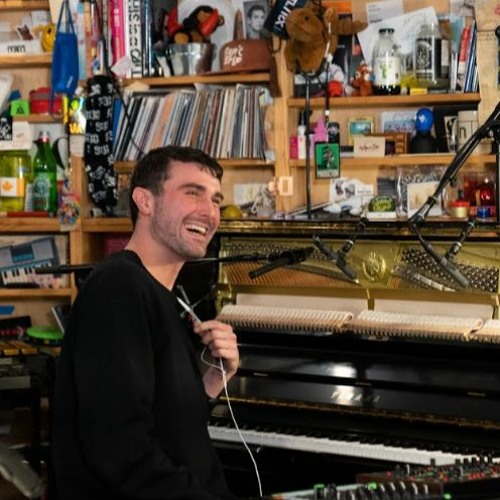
[167,43,214,76]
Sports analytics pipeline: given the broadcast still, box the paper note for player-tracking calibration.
[357,7,438,67]
[366,0,403,23]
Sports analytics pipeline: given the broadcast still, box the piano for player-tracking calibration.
[179,220,500,497]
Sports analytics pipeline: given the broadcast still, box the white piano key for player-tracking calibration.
[208,426,478,466]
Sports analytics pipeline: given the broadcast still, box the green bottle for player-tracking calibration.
[32,131,58,214]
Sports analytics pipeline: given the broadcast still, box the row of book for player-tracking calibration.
[454,16,478,93]
[75,0,169,80]
[113,85,270,162]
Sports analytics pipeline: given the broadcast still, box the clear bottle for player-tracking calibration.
[372,28,401,95]
[415,23,448,90]
[32,131,58,214]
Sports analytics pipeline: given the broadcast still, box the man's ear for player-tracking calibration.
[132,187,154,216]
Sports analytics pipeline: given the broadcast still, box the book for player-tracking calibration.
[125,0,143,78]
[110,0,126,67]
[456,17,474,91]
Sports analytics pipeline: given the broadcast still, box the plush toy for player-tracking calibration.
[350,61,373,97]
[284,2,367,73]
[167,5,224,44]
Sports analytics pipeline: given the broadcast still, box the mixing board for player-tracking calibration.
[270,458,500,499]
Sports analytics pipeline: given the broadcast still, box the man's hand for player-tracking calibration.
[193,320,239,398]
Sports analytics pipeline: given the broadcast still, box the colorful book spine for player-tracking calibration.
[110,0,126,66]
[126,0,143,78]
[456,19,473,91]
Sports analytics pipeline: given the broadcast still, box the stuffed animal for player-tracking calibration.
[350,61,373,97]
[284,2,367,73]
[167,5,224,44]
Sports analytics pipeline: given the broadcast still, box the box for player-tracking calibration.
[370,132,410,154]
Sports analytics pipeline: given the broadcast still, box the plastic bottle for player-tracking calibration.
[297,109,308,160]
[372,28,401,95]
[311,118,328,158]
[32,131,58,214]
[0,150,32,212]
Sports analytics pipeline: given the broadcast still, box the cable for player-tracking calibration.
[199,351,263,498]
[177,293,263,498]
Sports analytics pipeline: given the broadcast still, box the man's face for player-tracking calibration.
[249,9,265,32]
[150,161,223,261]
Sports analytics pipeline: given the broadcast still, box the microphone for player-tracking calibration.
[313,235,358,281]
[313,218,367,281]
[444,218,476,261]
[418,237,470,288]
[248,247,314,279]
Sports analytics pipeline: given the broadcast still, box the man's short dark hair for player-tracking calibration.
[129,146,223,226]
[247,4,266,18]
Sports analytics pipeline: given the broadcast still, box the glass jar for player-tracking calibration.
[0,150,32,212]
[372,28,402,95]
[415,23,449,90]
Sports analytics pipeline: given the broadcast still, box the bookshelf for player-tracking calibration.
[0,1,77,326]
[6,0,495,299]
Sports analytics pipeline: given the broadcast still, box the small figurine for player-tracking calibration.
[350,61,373,97]
[410,107,438,153]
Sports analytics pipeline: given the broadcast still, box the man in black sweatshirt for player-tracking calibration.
[53,146,239,499]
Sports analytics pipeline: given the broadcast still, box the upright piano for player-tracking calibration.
[182,220,500,497]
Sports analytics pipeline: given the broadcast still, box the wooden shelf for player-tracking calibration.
[123,72,270,87]
[0,217,61,232]
[0,53,51,68]
[114,158,273,172]
[289,154,496,168]
[0,288,72,298]
[13,114,63,123]
[0,0,49,10]
[82,218,132,233]
[288,92,482,109]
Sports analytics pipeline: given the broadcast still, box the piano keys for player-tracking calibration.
[0,236,61,288]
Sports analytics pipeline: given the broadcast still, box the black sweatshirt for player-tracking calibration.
[52,250,235,499]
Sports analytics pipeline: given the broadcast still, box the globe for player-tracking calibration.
[415,107,434,133]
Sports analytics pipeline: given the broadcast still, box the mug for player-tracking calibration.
[457,110,492,154]
[457,110,478,149]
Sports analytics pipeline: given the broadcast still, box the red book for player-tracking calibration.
[456,19,473,91]
[110,0,126,66]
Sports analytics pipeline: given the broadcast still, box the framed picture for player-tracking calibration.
[239,0,271,39]
[315,142,340,179]
[347,116,374,145]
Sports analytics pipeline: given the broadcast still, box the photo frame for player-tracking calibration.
[315,142,340,179]
[347,116,374,145]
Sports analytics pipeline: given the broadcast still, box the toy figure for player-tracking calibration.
[350,61,373,97]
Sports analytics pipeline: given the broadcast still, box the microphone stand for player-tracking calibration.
[408,101,500,288]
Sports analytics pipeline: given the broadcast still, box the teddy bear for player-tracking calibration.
[284,2,367,73]
[350,61,373,97]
